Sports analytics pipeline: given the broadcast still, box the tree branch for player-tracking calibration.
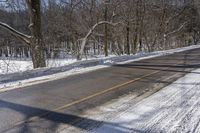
[164,22,188,38]
[77,21,122,60]
[0,22,31,45]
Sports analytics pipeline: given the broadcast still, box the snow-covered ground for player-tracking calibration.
[61,68,200,133]
[0,45,200,92]
[0,45,200,75]
[0,58,78,74]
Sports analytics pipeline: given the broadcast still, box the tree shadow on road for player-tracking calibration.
[113,63,200,75]
[114,48,200,75]
[0,99,147,133]
[138,75,200,86]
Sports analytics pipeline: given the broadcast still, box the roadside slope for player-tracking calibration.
[1,45,200,92]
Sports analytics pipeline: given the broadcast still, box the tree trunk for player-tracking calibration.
[133,33,138,54]
[126,22,130,55]
[132,0,139,54]
[26,0,46,68]
[104,0,109,57]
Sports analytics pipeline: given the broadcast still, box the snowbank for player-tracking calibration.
[0,45,200,91]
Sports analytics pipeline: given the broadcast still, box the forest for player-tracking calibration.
[0,0,200,68]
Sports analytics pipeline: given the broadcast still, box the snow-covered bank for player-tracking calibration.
[1,45,200,75]
[0,45,200,91]
[0,58,78,74]
[61,67,200,133]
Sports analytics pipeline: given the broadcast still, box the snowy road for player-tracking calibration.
[1,45,200,91]
[1,47,200,133]
[63,69,200,133]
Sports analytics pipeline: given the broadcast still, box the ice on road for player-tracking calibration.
[62,68,200,133]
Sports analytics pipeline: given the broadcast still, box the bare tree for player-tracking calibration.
[0,0,200,64]
[77,21,122,60]
[0,0,46,68]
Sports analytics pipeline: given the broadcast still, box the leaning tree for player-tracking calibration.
[0,0,46,68]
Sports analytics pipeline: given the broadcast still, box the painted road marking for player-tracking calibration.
[10,61,183,130]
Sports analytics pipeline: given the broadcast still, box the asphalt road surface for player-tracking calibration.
[1,48,200,133]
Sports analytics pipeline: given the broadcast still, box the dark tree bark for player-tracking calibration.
[26,0,46,68]
[104,0,109,57]
[132,0,140,54]
[126,21,130,55]
[0,0,46,68]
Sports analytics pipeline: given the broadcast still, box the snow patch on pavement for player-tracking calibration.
[60,68,200,133]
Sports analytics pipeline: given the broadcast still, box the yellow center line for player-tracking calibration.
[12,61,183,128]
[54,71,160,111]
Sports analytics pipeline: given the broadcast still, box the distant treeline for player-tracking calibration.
[0,0,200,59]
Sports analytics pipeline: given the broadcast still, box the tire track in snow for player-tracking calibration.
[142,86,193,132]
[161,85,200,132]
[193,119,200,133]
[61,68,200,133]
